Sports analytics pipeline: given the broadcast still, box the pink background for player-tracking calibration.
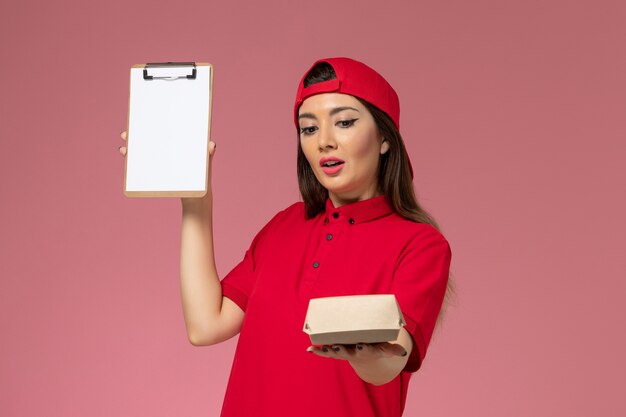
[1,0,624,416]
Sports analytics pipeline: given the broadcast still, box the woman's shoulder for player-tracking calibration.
[282,200,306,213]
[250,201,307,243]
[387,213,450,244]
[273,200,308,223]
[259,201,307,229]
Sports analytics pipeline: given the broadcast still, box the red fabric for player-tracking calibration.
[219,195,451,417]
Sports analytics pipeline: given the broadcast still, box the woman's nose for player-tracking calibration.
[317,125,337,150]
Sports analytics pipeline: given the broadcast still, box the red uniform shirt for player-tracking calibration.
[219,194,451,417]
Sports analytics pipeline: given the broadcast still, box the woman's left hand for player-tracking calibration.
[306,342,407,362]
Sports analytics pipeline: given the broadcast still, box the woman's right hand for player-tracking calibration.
[118,131,128,157]
[118,131,217,206]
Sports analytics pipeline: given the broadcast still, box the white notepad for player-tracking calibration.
[124,62,213,197]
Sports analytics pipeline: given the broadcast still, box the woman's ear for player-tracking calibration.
[380,138,390,155]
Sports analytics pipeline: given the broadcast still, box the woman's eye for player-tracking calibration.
[337,119,358,128]
[299,126,317,136]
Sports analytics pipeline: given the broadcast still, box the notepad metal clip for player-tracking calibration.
[143,62,197,80]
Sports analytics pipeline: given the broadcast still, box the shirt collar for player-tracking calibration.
[324,194,393,224]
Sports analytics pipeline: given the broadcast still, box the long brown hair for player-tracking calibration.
[296,62,457,328]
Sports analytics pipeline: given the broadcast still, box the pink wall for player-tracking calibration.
[1,0,624,416]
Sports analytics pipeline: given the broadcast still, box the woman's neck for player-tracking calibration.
[328,188,383,208]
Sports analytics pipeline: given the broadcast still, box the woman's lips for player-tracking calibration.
[319,156,345,175]
[321,162,344,175]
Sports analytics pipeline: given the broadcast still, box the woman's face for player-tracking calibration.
[298,93,389,206]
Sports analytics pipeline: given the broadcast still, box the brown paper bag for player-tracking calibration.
[302,294,406,345]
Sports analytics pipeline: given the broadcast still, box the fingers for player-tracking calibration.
[359,342,407,357]
[307,345,348,360]
[306,342,407,361]
[117,131,216,159]
[118,131,127,157]
[208,140,216,157]
[306,344,359,361]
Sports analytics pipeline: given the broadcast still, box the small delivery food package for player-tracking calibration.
[302,294,406,345]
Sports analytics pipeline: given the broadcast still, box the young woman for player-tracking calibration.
[119,57,453,417]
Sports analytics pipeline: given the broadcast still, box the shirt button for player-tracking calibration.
[349,218,355,224]
[313,261,320,268]
[333,212,339,219]
[326,234,333,240]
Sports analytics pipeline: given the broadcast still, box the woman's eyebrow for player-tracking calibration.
[298,113,317,121]
[330,106,359,116]
[298,106,360,121]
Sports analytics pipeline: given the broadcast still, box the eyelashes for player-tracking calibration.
[337,118,357,128]
[300,126,317,135]
[299,119,359,136]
